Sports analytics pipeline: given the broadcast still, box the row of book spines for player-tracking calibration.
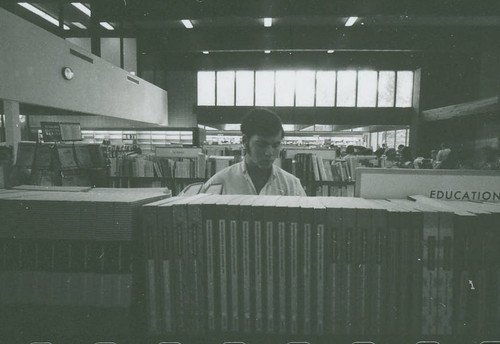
[0,270,131,308]
[286,155,353,182]
[110,156,205,179]
[0,240,133,273]
[305,184,355,197]
[142,206,457,336]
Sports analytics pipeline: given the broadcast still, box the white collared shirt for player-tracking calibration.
[200,160,306,196]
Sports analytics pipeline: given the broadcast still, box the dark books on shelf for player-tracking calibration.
[139,193,500,339]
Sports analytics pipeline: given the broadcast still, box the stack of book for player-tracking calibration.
[0,187,171,337]
[141,194,500,338]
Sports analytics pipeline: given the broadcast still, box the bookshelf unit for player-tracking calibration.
[79,127,203,152]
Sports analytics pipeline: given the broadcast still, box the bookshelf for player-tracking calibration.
[78,127,203,152]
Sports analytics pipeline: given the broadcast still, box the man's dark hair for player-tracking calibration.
[240,108,284,138]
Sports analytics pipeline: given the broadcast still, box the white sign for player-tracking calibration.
[355,168,500,201]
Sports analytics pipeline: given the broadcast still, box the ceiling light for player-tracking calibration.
[100,22,114,30]
[18,3,70,29]
[264,50,271,54]
[345,16,358,27]
[264,17,272,27]
[202,51,209,55]
[327,50,334,54]
[71,2,91,17]
[181,19,193,29]
[72,22,87,29]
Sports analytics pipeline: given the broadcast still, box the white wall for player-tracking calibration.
[0,8,167,125]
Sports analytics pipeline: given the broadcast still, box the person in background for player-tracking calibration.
[200,108,306,196]
[398,146,414,168]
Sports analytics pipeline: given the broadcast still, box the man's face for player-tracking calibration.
[244,132,282,170]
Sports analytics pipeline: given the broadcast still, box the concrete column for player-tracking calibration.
[4,100,21,158]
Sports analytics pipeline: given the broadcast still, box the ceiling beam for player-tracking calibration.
[421,96,499,121]
[138,27,495,54]
[195,106,414,125]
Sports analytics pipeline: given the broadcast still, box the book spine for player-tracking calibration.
[342,208,356,335]
[356,209,370,335]
[278,218,287,334]
[422,212,439,335]
[398,211,411,333]
[438,212,453,335]
[303,219,312,334]
[290,220,299,334]
[173,213,185,332]
[315,219,325,335]
[265,218,274,333]
[205,217,216,332]
[254,218,263,333]
[230,218,239,331]
[241,215,251,333]
[218,218,228,332]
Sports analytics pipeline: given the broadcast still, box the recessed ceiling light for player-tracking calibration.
[72,22,87,29]
[264,18,272,27]
[71,2,91,17]
[181,19,193,29]
[327,50,334,54]
[264,50,271,54]
[100,22,114,30]
[203,51,209,55]
[345,16,358,27]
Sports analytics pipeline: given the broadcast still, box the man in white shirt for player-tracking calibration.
[200,108,306,196]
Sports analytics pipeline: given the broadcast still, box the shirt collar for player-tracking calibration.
[241,159,277,180]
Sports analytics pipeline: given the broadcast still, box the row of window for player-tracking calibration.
[197,70,415,108]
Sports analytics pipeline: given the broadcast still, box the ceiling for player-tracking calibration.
[3,0,499,57]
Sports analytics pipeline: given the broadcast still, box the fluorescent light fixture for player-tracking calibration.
[264,50,271,54]
[264,17,272,27]
[71,2,91,17]
[181,19,193,29]
[202,51,209,55]
[72,22,87,29]
[100,22,114,30]
[345,16,358,26]
[18,3,70,30]
[327,50,334,54]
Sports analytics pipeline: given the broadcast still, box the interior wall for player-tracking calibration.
[0,8,166,125]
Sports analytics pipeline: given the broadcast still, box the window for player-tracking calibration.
[197,71,215,106]
[235,71,254,106]
[357,71,377,107]
[295,70,315,107]
[396,71,413,107]
[197,69,415,109]
[378,71,395,107]
[275,71,295,106]
[316,71,336,107]
[255,71,275,106]
[336,70,357,107]
[216,71,235,106]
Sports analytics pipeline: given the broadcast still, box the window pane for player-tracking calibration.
[236,71,254,106]
[386,130,395,149]
[295,70,315,107]
[357,71,377,107]
[255,71,275,106]
[395,129,408,148]
[370,132,378,151]
[378,71,395,107]
[336,70,357,107]
[197,71,215,105]
[396,71,413,107]
[216,71,235,106]
[316,71,336,107]
[275,71,295,106]
[377,131,384,148]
